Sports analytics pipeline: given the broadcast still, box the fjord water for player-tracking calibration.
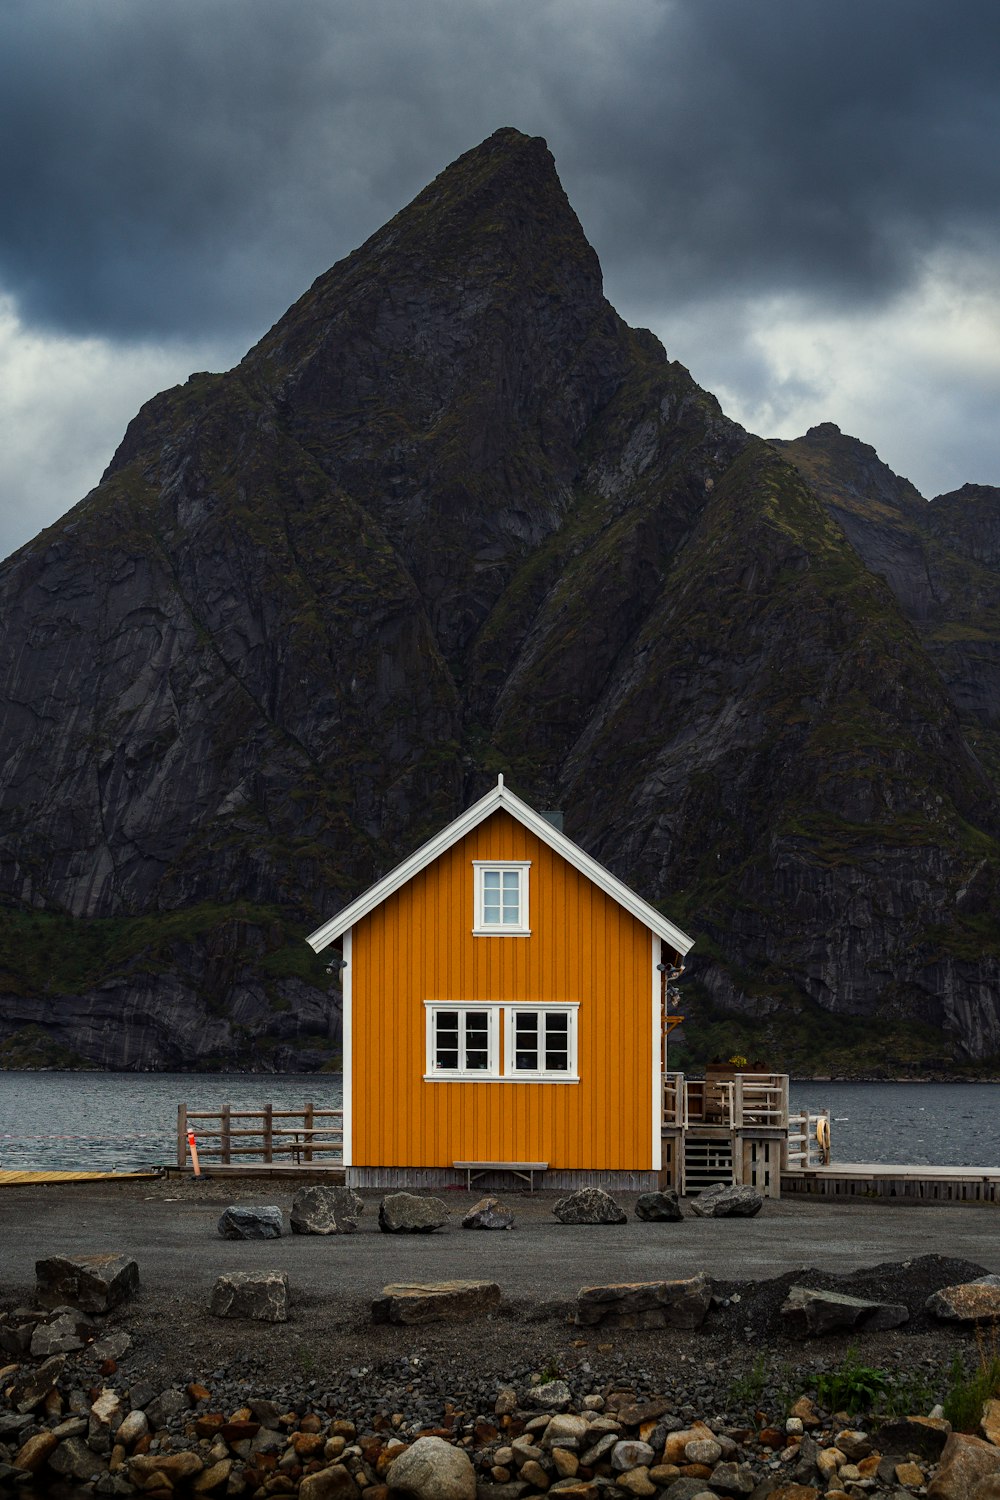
[0,1072,343,1172]
[0,1075,997,1173]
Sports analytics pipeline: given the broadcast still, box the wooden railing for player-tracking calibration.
[178,1104,343,1169]
[786,1109,832,1170]
[668,1073,788,1130]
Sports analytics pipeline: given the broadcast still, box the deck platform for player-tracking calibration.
[782,1161,1000,1204]
[0,1169,163,1187]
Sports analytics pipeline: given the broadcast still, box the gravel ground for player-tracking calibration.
[2,1177,995,1427]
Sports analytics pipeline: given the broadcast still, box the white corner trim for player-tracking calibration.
[342,928,352,1168]
[305,780,694,956]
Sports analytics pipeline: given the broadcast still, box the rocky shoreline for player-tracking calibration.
[3,1186,1000,1499]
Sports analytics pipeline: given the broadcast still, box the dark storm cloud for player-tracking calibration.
[569,0,1000,320]
[1,0,999,347]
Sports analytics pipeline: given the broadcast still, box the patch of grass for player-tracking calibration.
[942,1326,1000,1433]
[815,1348,890,1416]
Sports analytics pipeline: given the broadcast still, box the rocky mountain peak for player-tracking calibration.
[1,132,999,1074]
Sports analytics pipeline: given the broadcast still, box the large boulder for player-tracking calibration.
[926,1274,1000,1323]
[217,1205,283,1239]
[928,1432,1000,1499]
[553,1188,627,1224]
[209,1270,289,1322]
[378,1192,448,1232]
[35,1253,139,1313]
[779,1285,908,1337]
[576,1273,712,1330]
[290,1186,363,1235]
[689,1184,763,1218]
[875,1416,951,1461]
[635,1190,683,1222]
[461,1195,515,1230]
[371,1280,501,1324]
[384,1434,476,1499]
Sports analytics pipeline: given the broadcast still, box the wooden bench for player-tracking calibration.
[454,1160,548,1192]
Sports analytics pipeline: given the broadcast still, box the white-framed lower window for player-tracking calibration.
[506,1004,579,1080]
[472,861,531,936]
[425,1003,500,1079]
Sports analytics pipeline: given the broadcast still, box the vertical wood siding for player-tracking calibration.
[352,810,653,1171]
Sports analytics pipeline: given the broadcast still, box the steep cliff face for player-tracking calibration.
[1,129,999,1072]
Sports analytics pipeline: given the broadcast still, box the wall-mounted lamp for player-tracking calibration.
[325,955,348,974]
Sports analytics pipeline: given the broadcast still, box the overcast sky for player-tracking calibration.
[2,0,998,560]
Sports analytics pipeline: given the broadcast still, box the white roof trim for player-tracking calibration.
[306,775,694,957]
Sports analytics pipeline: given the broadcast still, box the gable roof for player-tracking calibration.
[306,775,694,957]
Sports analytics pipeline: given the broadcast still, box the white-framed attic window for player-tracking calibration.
[472,860,530,936]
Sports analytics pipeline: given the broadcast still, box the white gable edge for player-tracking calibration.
[305,781,694,957]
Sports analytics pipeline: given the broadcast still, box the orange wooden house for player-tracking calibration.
[306,776,694,1190]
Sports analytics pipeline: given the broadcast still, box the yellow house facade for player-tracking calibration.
[306,776,694,1190]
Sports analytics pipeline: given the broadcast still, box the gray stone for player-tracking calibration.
[580,1432,619,1466]
[290,1185,363,1235]
[709,1462,756,1495]
[144,1388,188,1429]
[35,1253,139,1313]
[780,1284,909,1337]
[689,1183,763,1218]
[372,1279,501,1324]
[88,1330,132,1363]
[385,1434,476,1499]
[926,1273,1000,1323]
[527,1379,573,1413]
[634,1189,683,1221]
[575,1272,713,1330]
[553,1188,627,1224]
[462,1195,516,1230]
[30,1310,94,1357]
[611,1439,655,1471]
[14,1355,67,1413]
[210,1270,289,1322]
[378,1192,448,1232]
[49,1435,105,1481]
[217,1204,283,1239]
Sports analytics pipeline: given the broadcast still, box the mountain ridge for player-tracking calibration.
[1,128,999,1073]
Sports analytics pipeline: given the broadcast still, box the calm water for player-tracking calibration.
[0,1073,343,1172]
[0,1074,997,1173]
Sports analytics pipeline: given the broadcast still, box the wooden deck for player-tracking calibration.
[782,1161,1000,1203]
[0,1169,162,1187]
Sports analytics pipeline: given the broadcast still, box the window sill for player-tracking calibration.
[471,928,532,938]
[423,1074,580,1085]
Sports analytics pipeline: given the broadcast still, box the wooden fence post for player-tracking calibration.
[221,1104,231,1166]
[304,1102,314,1164]
[177,1104,187,1171]
[263,1103,273,1163]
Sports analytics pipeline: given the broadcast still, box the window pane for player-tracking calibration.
[435,1011,459,1069]
[483,871,500,890]
[514,1013,538,1069]
[465,1011,489,1068]
[502,871,519,891]
[545,1042,569,1070]
[483,899,501,923]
